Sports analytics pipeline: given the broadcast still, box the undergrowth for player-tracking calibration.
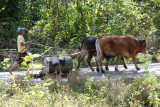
[0,71,159,107]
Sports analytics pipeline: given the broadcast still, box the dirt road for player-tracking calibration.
[0,63,160,84]
[78,63,160,80]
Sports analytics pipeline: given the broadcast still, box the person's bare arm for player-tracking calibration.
[20,41,32,46]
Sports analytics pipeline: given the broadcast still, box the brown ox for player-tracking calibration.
[96,36,146,72]
[71,37,127,72]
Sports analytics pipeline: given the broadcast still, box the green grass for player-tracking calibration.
[0,72,159,107]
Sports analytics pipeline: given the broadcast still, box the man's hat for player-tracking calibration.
[17,28,25,33]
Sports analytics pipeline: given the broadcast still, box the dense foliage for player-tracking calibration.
[0,0,160,50]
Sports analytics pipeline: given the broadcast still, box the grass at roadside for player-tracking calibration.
[0,71,159,107]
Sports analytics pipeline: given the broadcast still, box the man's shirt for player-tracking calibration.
[17,35,26,53]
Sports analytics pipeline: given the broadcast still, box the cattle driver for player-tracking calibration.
[9,28,32,75]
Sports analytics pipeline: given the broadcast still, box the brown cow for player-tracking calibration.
[71,37,127,72]
[96,36,146,73]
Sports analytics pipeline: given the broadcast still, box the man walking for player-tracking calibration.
[9,28,32,75]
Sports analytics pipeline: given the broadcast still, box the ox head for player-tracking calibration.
[139,39,147,54]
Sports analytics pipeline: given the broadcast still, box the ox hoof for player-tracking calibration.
[105,67,109,71]
[101,70,105,73]
[115,68,119,72]
[136,68,140,70]
[75,68,79,71]
[124,66,127,69]
[91,69,95,72]
[96,68,99,72]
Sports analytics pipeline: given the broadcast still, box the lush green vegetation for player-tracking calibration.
[0,72,159,106]
[0,0,160,51]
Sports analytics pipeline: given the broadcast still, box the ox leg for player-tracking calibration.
[96,59,102,72]
[99,59,105,73]
[121,57,127,69]
[87,52,94,71]
[76,53,86,71]
[97,56,105,73]
[105,59,109,71]
[96,54,105,73]
[95,56,100,72]
[96,60,99,72]
[115,56,121,72]
[132,55,140,70]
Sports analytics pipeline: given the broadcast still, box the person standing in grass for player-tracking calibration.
[9,28,32,75]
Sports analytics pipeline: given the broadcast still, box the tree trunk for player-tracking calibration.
[80,0,86,35]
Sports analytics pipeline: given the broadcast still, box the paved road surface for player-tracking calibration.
[0,63,160,84]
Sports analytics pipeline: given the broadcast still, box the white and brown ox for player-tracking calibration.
[96,36,146,73]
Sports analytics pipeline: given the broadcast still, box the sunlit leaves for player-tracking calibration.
[0,0,159,48]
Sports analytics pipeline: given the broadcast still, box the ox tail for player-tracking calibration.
[95,38,102,61]
[70,52,81,59]
[80,37,88,50]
